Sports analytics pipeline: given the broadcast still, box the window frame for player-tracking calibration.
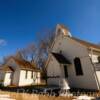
[74,57,83,76]
[25,71,28,79]
[31,71,33,79]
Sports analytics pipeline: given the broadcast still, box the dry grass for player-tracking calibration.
[0,89,100,100]
[0,91,73,100]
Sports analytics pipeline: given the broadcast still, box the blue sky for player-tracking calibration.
[0,0,100,61]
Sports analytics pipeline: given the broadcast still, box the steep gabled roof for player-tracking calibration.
[12,57,40,71]
[4,56,40,71]
[13,57,33,69]
[52,52,71,64]
[1,66,14,72]
[72,37,100,50]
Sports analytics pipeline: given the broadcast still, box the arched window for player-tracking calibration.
[74,57,83,76]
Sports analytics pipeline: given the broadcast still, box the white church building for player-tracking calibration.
[46,24,100,90]
[0,56,41,86]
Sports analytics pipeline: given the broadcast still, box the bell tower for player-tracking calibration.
[56,24,72,37]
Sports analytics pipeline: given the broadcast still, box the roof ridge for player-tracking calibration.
[71,37,100,50]
[11,57,40,71]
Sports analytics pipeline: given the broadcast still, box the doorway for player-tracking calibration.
[64,65,68,78]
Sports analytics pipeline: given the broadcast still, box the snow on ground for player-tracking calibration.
[0,94,15,100]
[73,95,95,100]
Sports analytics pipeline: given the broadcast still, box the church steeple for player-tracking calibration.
[56,24,72,37]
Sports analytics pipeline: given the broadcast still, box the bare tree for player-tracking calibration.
[2,27,55,70]
[26,43,37,62]
[35,28,55,69]
[14,43,37,64]
[15,49,28,60]
[2,55,13,65]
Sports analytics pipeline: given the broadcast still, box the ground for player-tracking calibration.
[0,85,100,100]
[0,91,72,100]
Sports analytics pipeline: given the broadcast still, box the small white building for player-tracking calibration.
[0,57,41,86]
[0,66,14,86]
[46,24,100,90]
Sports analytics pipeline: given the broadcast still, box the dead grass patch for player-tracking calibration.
[0,90,72,100]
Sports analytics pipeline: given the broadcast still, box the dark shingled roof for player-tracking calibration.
[12,57,40,71]
[52,52,71,64]
[2,66,14,72]
[72,37,100,50]
[3,56,40,72]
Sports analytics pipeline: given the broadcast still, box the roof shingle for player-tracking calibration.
[72,37,100,50]
[2,66,14,72]
[12,57,40,71]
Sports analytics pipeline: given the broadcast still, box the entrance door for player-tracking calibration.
[60,65,70,90]
[64,65,68,78]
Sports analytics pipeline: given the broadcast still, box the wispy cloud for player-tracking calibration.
[0,39,7,46]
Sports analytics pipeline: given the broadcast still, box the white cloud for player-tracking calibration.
[0,39,7,46]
